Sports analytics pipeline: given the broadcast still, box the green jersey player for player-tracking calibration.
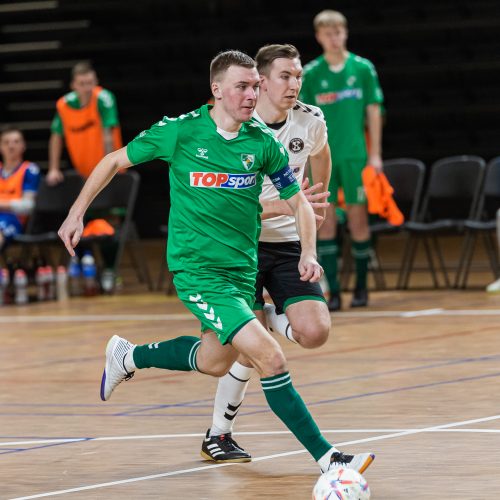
[58,50,374,476]
[300,10,384,311]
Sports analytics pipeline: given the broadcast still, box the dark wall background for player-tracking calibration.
[1,0,500,236]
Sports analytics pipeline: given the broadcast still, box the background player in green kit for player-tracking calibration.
[58,50,374,476]
[300,10,384,311]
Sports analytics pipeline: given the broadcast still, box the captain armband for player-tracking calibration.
[269,165,296,191]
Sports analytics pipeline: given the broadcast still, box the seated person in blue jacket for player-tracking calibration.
[0,126,40,250]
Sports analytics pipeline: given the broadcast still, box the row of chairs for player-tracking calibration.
[1,170,153,290]
[6,157,497,294]
[368,155,500,289]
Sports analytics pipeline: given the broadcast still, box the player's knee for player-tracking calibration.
[201,359,232,378]
[260,348,287,377]
[295,323,330,348]
[292,313,331,349]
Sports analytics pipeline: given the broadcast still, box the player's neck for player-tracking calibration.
[324,49,348,66]
[76,92,92,107]
[1,158,22,173]
[256,98,288,124]
[209,105,243,133]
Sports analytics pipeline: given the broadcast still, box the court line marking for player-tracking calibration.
[9,414,500,500]
[3,426,500,448]
[4,369,497,420]
[2,308,500,323]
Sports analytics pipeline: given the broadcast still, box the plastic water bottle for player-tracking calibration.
[46,266,56,300]
[81,252,98,296]
[68,256,82,296]
[35,266,46,301]
[14,269,28,305]
[56,265,69,301]
[0,268,9,306]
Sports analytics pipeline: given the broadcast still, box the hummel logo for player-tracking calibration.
[189,293,223,330]
[196,147,209,159]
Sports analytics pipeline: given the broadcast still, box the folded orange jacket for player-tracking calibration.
[82,219,115,237]
[362,165,404,226]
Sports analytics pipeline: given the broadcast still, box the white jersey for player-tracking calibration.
[255,101,328,242]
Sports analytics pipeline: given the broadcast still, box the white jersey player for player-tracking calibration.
[201,44,333,463]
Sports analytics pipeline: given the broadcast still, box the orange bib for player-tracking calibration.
[0,161,29,202]
[0,161,31,225]
[57,86,122,178]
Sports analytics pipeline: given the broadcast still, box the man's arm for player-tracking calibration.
[5,192,36,215]
[103,128,115,155]
[261,180,329,221]
[366,103,382,171]
[309,142,332,227]
[47,133,64,185]
[58,147,132,255]
[284,190,323,282]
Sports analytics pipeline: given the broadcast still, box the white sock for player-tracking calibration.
[317,446,340,473]
[263,303,297,343]
[210,361,253,436]
[123,348,137,372]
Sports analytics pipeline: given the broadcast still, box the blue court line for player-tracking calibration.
[6,356,100,372]
[116,353,500,416]
[0,439,89,455]
[2,371,498,456]
[1,371,498,421]
[1,353,498,418]
[241,371,500,417]
[0,402,169,408]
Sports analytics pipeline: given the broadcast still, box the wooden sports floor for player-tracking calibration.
[1,287,500,499]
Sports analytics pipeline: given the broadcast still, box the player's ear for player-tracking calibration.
[259,74,267,92]
[211,81,222,100]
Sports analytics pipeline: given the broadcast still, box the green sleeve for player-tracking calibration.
[97,89,120,128]
[299,74,314,105]
[363,61,384,105]
[50,112,63,135]
[126,117,178,165]
[263,136,300,200]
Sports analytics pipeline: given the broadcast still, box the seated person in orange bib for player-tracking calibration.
[58,50,375,476]
[47,61,122,185]
[0,126,40,251]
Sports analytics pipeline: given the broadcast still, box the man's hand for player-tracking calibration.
[368,154,383,173]
[58,213,84,257]
[46,169,64,186]
[298,253,323,282]
[302,178,330,228]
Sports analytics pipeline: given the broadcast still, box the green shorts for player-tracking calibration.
[329,158,367,205]
[173,268,257,345]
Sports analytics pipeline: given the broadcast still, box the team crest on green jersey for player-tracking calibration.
[241,154,255,170]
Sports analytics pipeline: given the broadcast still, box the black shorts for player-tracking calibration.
[254,241,325,314]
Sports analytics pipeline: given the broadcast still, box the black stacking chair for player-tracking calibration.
[82,170,153,290]
[4,172,84,266]
[369,158,426,289]
[397,155,486,289]
[455,157,500,288]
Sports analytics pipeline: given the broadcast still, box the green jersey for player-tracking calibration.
[50,88,119,135]
[300,52,383,161]
[127,104,299,273]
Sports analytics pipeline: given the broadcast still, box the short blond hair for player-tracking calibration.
[313,10,347,31]
[71,61,95,79]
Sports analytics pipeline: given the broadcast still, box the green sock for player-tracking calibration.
[351,239,371,290]
[317,238,340,294]
[133,336,200,371]
[261,372,332,461]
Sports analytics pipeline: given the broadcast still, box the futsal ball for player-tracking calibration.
[312,467,371,500]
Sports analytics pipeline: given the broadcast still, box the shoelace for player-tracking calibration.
[214,434,241,452]
[330,452,353,466]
